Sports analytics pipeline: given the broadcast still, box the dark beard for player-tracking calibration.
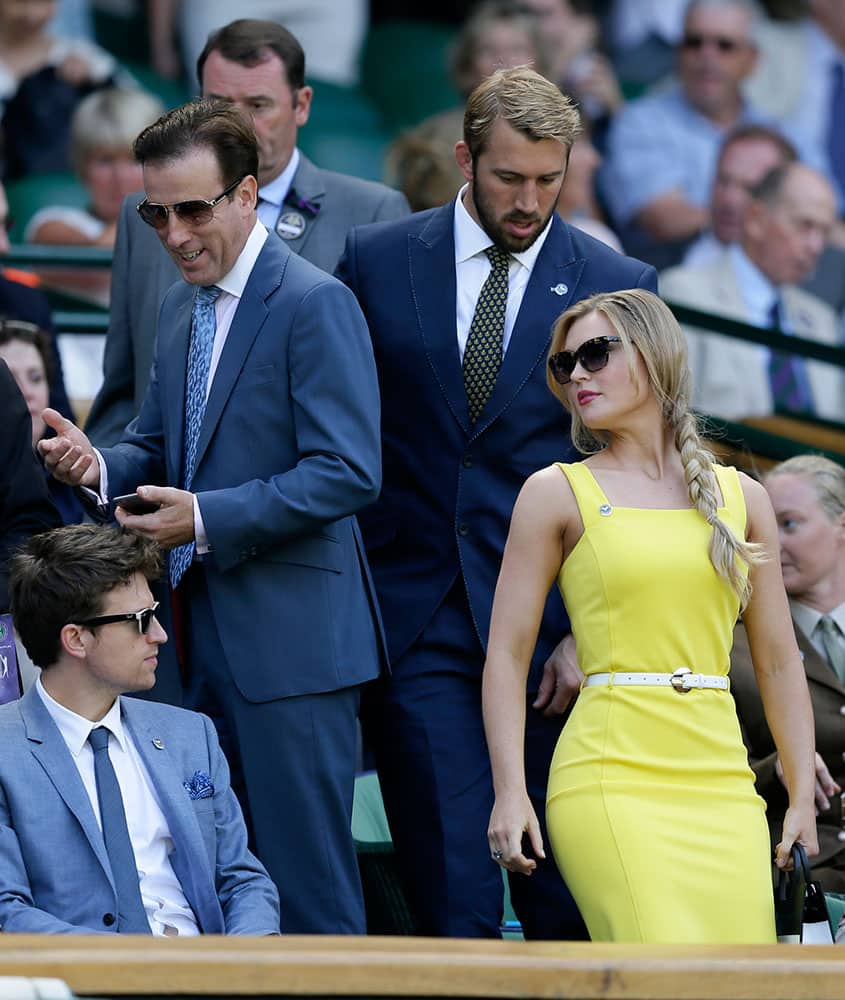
[470,180,555,253]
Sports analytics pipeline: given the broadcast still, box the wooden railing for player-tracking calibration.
[0,936,843,999]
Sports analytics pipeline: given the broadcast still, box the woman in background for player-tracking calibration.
[483,288,816,942]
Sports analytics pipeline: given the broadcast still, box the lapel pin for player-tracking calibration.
[152,738,165,750]
[276,211,306,240]
[551,283,568,296]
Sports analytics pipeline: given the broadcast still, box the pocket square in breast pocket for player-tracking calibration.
[183,770,214,799]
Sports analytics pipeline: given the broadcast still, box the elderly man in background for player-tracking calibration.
[659,161,841,421]
[601,0,765,269]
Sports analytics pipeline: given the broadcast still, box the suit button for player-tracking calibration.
[103,913,115,926]
[840,705,845,716]
[458,523,469,537]
[462,455,473,469]
[838,832,845,843]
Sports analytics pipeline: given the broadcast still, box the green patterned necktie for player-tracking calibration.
[817,615,845,684]
[463,245,511,423]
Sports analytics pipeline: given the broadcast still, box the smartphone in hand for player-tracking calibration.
[114,493,161,515]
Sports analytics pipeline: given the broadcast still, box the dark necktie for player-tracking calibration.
[463,246,511,423]
[766,297,814,414]
[827,62,845,199]
[818,615,845,685]
[169,284,221,589]
[87,726,151,933]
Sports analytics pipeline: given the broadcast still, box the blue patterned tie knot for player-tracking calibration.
[169,284,221,589]
[766,296,814,415]
[463,246,511,423]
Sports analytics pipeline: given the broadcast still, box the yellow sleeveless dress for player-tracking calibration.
[546,462,775,943]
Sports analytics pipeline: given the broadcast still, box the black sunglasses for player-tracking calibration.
[76,602,160,636]
[137,176,244,230]
[548,336,623,385]
[681,33,743,53]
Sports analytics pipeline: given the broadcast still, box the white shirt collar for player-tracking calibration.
[35,677,126,758]
[256,148,301,209]
[215,219,269,300]
[453,183,553,272]
[730,243,780,317]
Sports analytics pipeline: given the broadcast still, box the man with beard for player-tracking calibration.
[336,66,656,940]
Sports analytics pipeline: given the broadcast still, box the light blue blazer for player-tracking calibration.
[0,688,280,934]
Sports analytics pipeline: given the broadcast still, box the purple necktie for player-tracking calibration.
[767,298,814,414]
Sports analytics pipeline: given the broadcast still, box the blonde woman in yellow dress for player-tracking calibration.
[482,288,817,942]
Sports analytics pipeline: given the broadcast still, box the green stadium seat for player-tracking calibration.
[361,20,461,133]
[5,174,88,244]
[298,128,391,184]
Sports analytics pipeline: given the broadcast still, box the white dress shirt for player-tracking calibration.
[35,680,199,936]
[453,184,553,363]
[256,148,300,231]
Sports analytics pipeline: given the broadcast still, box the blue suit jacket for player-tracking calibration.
[102,233,384,701]
[338,205,657,684]
[0,688,280,934]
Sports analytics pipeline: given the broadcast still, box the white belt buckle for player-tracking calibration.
[670,666,693,694]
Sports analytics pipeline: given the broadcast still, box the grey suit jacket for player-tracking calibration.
[0,688,280,934]
[85,153,410,446]
[660,250,844,421]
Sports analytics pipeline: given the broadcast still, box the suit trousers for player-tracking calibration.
[364,579,587,939]
[180,563,366,934]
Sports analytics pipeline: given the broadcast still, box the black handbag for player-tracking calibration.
[774,843,834,944]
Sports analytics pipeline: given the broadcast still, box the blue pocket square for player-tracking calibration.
[183,770,214,799]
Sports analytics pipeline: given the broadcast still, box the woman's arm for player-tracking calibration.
[739,473,818,867]
[482,466,578,875]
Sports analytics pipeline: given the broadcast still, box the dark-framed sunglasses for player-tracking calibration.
[681,33,743,53]
[76,601,160,636]
[136,176,245,230]
[548,336,623,385]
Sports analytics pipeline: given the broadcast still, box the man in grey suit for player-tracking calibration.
[86,17,409,446]
[0,524,279,934]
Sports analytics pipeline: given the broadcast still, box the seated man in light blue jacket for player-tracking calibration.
[0,524,279,935]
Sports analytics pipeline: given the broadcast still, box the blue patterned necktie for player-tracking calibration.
[87,726,151,933]
[766,297,814,414]
[827,62,845,199]
[169,284,221,589]
[463,246,511,423]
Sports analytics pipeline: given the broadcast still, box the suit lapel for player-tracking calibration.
[20,688,112,884]
[795,623,845,696]
[410,204,469,433]
[473,219,583,437]
[192,239,283,477]
[280,154,325,258]
[162,291,194,484]
[121,701,221,931]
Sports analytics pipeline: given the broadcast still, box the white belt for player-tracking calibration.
[583,666,729,694]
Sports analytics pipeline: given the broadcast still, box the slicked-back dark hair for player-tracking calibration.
[197,18,305,93]
[133,99,258,190]
[9,525,162,669]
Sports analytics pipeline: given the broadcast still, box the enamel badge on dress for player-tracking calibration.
[276,212,306,240]
[599,503,612,516]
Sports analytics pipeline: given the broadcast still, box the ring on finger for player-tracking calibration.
[492,850,504,861]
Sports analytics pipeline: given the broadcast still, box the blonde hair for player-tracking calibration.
[547,288,762,606]
[463,65,581,160]
[765,454,845,522]
[70,87,164,174]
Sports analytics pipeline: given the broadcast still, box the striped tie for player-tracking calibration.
[169,284,221,589]
[463,246,510,423]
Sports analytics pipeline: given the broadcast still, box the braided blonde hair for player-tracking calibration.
[547,288,762,607]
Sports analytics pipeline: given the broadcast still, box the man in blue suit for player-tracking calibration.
[1,524,279,934]
[40,100,383,934]
[337,66,657,939]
